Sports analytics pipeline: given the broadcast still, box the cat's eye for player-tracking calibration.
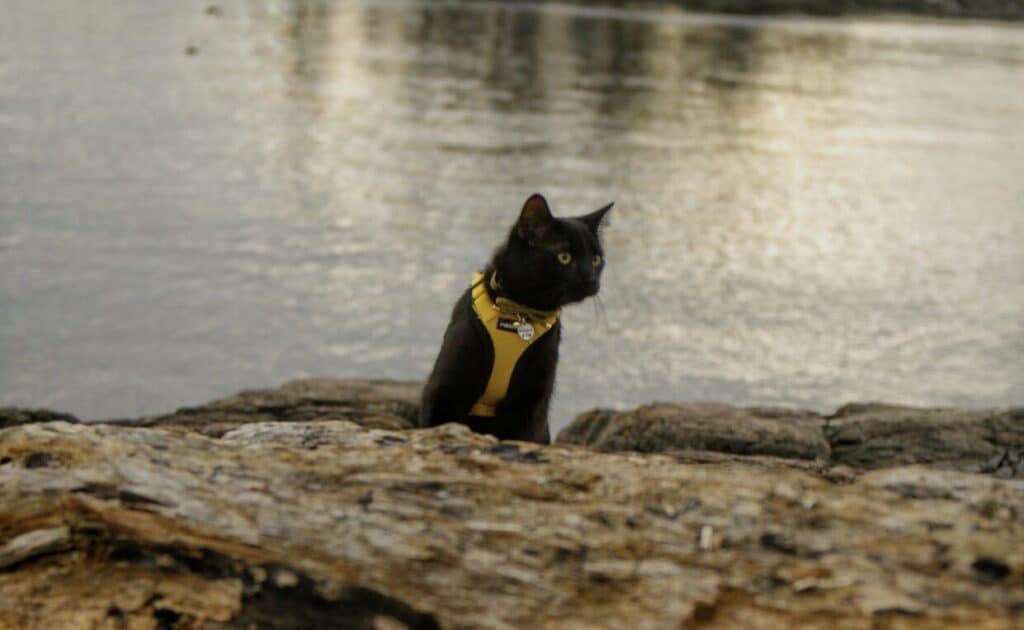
[593,255,602,267]
[557,252,572,265]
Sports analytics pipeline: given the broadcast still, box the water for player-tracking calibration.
[2,1,1022,432]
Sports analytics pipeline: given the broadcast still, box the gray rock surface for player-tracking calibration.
[558,402,1024,478]
[111,378,422,436]
[827,403,1024,477]
[559,403,829,461]
[0,407,79,430]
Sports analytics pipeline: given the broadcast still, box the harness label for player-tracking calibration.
[497,318,521,333]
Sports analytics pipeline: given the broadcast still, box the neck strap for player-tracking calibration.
[486,271,560,321]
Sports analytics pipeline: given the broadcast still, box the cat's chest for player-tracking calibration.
[467,276,560,416]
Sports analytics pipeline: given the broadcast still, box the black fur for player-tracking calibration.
[419,194,612,443]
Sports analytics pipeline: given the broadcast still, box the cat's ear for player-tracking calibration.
[516,193,554,242]
[579,201,614,234]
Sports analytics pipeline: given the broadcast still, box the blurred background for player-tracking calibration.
[1,0,1022,433]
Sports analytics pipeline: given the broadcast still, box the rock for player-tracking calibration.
[8,384,1021,480]
[0,407,78,430]
[558,402,1024,478]
[827,404,1024,476]
[0,526,71,570]
[557,403,829,463]
[2,420,1021,628]
[110,378,422,437]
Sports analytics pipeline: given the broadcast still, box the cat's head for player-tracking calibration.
[490,193,613,311]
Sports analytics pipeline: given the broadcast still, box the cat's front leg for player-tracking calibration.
[525,394,553,444]
[419,291,491,428]
[419,380,481,428]
[489,392,552,444]
[418,383,451,428]
[496,324,559,443]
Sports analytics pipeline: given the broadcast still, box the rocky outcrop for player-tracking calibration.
[111,379,422,436]
[558,402,1024,478]
[0,407,78,430]
[558,403,829,459]
[827,403,1024,477]
[2,382,1023,627]
[2,418,1022,629]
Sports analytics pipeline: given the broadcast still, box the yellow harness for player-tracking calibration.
[468,272,560,417]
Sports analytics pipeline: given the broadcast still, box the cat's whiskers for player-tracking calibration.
[592,294,609,332]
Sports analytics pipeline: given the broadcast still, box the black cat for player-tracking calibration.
[419,193,612,444]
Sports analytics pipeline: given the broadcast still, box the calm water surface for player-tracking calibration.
[2,1,1022,431]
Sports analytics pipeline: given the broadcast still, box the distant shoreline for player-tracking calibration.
[545,0,1024,21]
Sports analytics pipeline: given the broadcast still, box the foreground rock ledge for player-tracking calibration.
[1,420,1022,629]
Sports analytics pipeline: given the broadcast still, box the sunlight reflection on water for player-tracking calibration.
[1,0,1022,431]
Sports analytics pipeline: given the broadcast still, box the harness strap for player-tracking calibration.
[468,272,559,417]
